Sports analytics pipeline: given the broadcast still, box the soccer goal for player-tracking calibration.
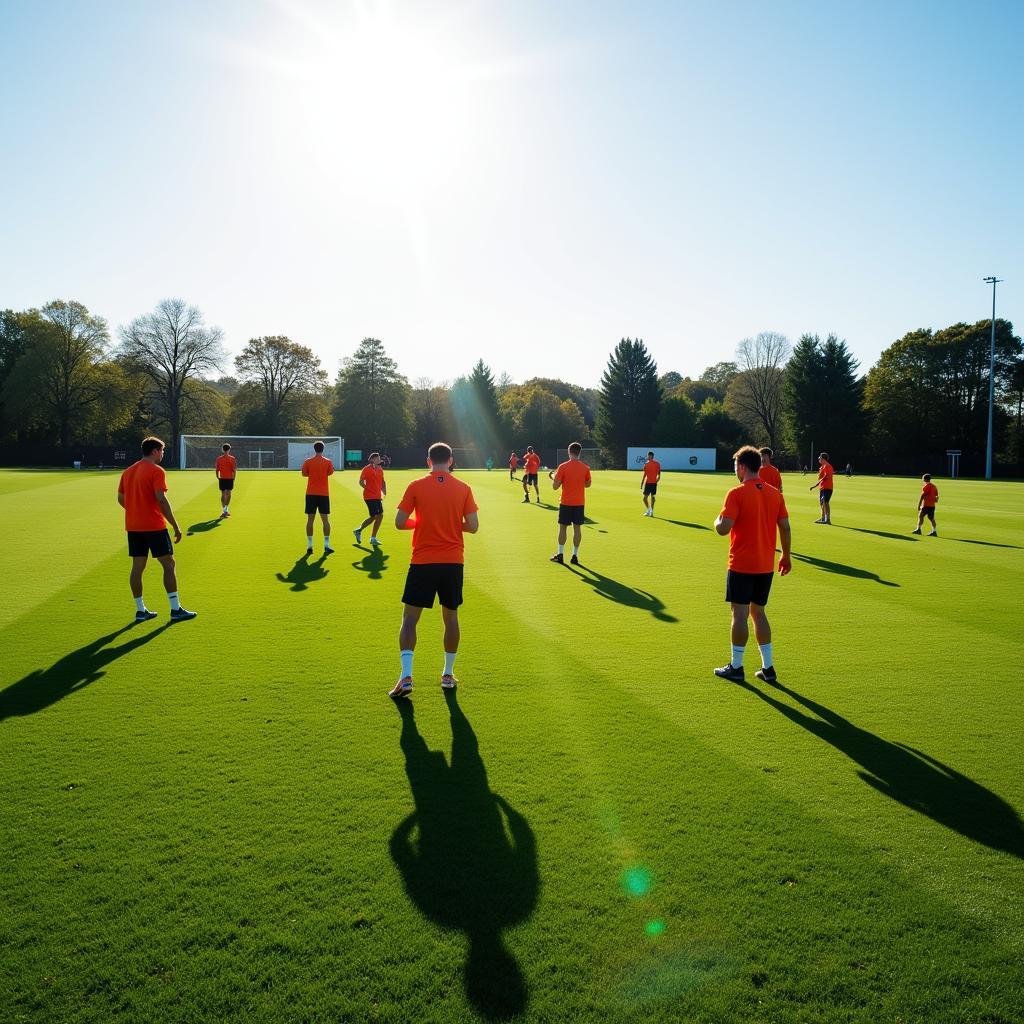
[180,436,344,470]
[556,447,603,468]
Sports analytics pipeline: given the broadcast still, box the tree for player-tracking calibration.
[235,336,328,432]
[499,385,587,449]
[331,338,412,447]
[696,398,746,450]
[658,371,684,393]
[700,361,739,395]
[0,310,32,440]
[595,338,661,463]
[119,298,225,463]
[523,378,600,427]
[726,332,790,449]
[409,380,455,448]
[448,360,503,451]
[783,334,864,459]
[652,395,699,446]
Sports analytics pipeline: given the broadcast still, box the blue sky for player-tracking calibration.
[1,0,1020,387]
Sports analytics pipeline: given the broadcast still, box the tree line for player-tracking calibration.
[1,297,1021,469]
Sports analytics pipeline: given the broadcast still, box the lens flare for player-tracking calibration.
[620,865,652,898]
[645,919,666,937]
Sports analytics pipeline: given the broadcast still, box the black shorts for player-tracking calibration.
[402,563,464,609]
[365,498,384,517]
[922,506,935,520]
[558,504,585,526]
[127,530,173,558]
[819,489,833,504]
[218,477,234,491]
[523,473,538,486]
[725,570,774,607]
[305,495,330,514]
[644,483,658,496]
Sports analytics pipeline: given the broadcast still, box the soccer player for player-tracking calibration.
[354,452,386,547]
[521,446,541,503]
[117,436,197,622]
[509,451,519,480]
[713,446,791,683]
[301,440,334,555]
[641,450,661,516]
[549,442,592,565]
[913,474,939,536]
[809,452,835,524]
[758,447,783,493]
[388,442,479,698]
[215,443,236,518]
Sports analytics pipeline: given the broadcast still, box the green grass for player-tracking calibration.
[1,467,1022,1023]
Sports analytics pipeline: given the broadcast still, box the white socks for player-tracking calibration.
[306,535,313,550]
[731,644,745,669]
[134,596,145,613]
[557,544,564,554]
[167,591,181,611]
[324,534,331,548]
[400,649,414,679]
[572,545,579,557]
[222,505,228,514]
[759,643,773,669]
[443,651,457,676]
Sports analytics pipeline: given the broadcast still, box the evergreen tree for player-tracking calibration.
[595,338,661,463]
[652,395,698,446]
[331,338,412,447]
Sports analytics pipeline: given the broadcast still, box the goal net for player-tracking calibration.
[556,447,603,468]
[180,436,344,470]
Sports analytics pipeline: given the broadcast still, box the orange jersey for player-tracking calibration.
[721,478,789,574]
[554,459,591,506]
[524,453,541,474]
[302,455,334,496]
[360,464,384,500]
[642,460,661,484]
[509,455,519,468]
[759,464,782,492]
[215,453,236,480]
[817,462,834,490]
[398,471,478,565]
[118,459,168,532]
[921,482,938,507]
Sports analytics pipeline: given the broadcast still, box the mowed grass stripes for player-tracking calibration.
[1,468,1022,1023]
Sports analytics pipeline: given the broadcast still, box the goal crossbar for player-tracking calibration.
[180,435,344,470]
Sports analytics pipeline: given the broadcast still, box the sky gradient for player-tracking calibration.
[1,0,1021,387]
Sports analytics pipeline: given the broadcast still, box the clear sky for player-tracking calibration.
[1,0,1021,387]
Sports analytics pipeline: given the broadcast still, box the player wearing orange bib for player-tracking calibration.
[810,452,834,523]
[301,440,335,555]
[354,452,386,547]
[913,474,939,536]
[521,446,541,503]
[641,450,661,516]
[215,443,237,518]
[509,451,519,480]
[758,447,782,493]
[713,446,791,684]
[549,442,592,565]
[389,442,480,698]
[117,436,196,623]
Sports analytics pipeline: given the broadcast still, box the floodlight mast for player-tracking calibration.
[983,276,1002,481]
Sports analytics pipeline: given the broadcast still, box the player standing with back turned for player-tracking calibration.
[521,446,541,503]
[215,443,236,518]
[301,440,334,555]
[549,442,592,565]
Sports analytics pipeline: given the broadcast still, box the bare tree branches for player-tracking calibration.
[726,331,790,448]
[234,336,328,424]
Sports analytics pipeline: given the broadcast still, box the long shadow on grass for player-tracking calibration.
[0,622,171,721]
[390,694,538,1021]
[565,563,678,622]
[187,518,222,535]
[736,678,1024,858]
[949,537,1023,550]
[661,518,711,531]
[837,525,917,543]
[793,552,899,587]
[275,553,328,591]
[351,545,389,580]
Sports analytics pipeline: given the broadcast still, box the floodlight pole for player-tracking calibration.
[983,276,1002,481]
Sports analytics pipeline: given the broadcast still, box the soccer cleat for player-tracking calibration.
[369,537,382,546]
[223,510,231,518]
[755,666,778,684]
[814,518,826,524]
[134,609,158,623]
[522,496,530,503]
[713,663,745,682]
[441,674,458,690]
[928,530,937,537]
[570,555,580,565]
[535,496,541,503]
[550,553,564,564]
[170,607,197,622]
[389,677,413,699]
[324,546,335,555]
[353,528,362,544]
[911,528,921,535]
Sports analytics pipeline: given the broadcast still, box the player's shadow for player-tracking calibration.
[793,552,898,587]
[949,537,1022,550]
[662,518,711,531]
[737,678,1024,858]
[565,564,678,622]
[275,553,329,591]
[837,525,917,543]
[187,519,222,535]
[0,622,171,722]
[390,694,538,1021]
[351,546,389,580]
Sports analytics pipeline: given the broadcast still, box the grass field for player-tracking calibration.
[1,466,1022,1024]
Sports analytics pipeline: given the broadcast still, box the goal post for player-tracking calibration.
[556,447,603,468]
[179,435,344,470]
